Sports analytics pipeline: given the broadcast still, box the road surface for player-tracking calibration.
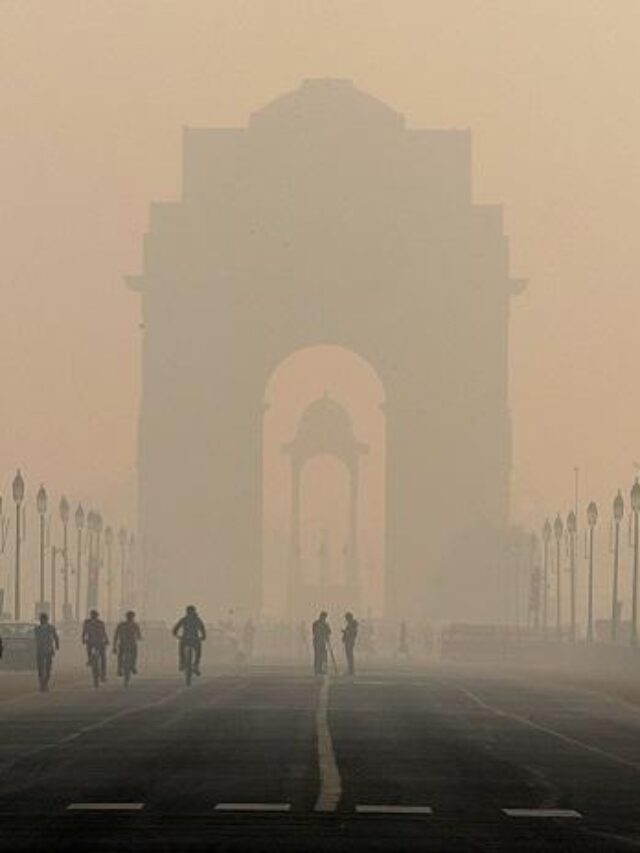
[0,662,639,851]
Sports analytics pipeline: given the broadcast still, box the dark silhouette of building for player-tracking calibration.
[128,79,523,619]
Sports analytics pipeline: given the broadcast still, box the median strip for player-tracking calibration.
[215,803,290,812]
[503,808,582,818]
[356,805,433,815]
[67,803,144,811]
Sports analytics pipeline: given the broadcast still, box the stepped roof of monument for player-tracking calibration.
[250,78,405,130]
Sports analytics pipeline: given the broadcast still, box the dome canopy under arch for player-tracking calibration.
[283,393,369,468]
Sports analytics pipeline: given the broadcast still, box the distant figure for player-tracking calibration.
[82,609,109,681]
[113,610,142,676]
[342,612,359,676]
[398,620,410,659]
[173,605,206,675]
[312,611,331,675]
[34,612,59,692]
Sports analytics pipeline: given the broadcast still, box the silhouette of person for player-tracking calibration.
[312,611,331,675]
[82,609,109,681]
[34,612,59,692]
[173,605,206,675]
[342,612,358,676]
[113,610,142,676]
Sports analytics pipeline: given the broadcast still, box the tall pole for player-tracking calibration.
[76,526,83,620]
[554,515,563,641]
[587,524,594,643]
[50,547,57,623]
[556,537,562,640]
[567,512,577,643]
[75,504,84,622]
[633,506,639,647]
[612,518,620,643]
[39,513,46,605]
[119,529,127,613]
[14,503,21,621]
[586,501,598,644]
[13,470,25,621]
[62,522,70,620]
[105,526,113,624]
[611,490,624,644]
[542,520,551,638]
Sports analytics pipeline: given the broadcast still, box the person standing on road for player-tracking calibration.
[113,610,142,676]
[173,605,206,676]
[34,612,59,692]
[342,612,358,676]
[82,609,109,681]
[312,611,331,675]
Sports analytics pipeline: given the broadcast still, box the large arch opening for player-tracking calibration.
[262,345,385,621]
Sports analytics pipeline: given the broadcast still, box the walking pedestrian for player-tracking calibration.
[34,612,59,692]
[342,612,358,676]
[312,611,331,675]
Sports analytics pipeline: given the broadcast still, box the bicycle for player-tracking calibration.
[120,647,136,688]
[88,646,101,688]
[183,643,195,687]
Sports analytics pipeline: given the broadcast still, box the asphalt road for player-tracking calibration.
[0,661,639,851]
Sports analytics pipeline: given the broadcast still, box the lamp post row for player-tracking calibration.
[539,479,640,647]
[6,469,133,623]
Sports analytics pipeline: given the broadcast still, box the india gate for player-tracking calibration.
[128,79,522,621]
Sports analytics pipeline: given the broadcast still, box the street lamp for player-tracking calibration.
[74,504,84,621]
[59,496,71,622]
[85,510,98,612]
[586,501,598,643]
[542,519,551,637]
[631,479,640,646]
[119,527,127,612]
[553,514,564,641]
[12,469,25,620]
[105,525,113,623]
[36,484,47,615]
[612,491,624,643]
[567,510,577,643]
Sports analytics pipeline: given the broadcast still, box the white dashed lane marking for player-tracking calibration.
[67,803,144,811]
[214,803,291,812]
[503,808,582,818]
[356,805,433,815]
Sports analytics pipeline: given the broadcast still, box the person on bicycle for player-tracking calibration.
[173,605,206,676]
[82,609,109,681]
[34,612,59,692]
[113,610,142,677]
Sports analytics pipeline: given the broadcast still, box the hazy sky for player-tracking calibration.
[2,0,640,533]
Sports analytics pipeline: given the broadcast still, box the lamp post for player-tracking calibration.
[612,491,624,643]
[567,510,577,643]
[36,484,48,615]
[74,504,84,621]
[128,533,136,609]
[85,510,95,613]
[119,527,127,611]
[542,519,551,637]
[586,501,598,644]
[631,479,640,647]
[554,514,564,641]
[12,470,25,620]
[105,525,113,624]
[50,545,59,623]
[59,496,71,622]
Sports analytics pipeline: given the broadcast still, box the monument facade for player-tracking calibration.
[128,79,522,620]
